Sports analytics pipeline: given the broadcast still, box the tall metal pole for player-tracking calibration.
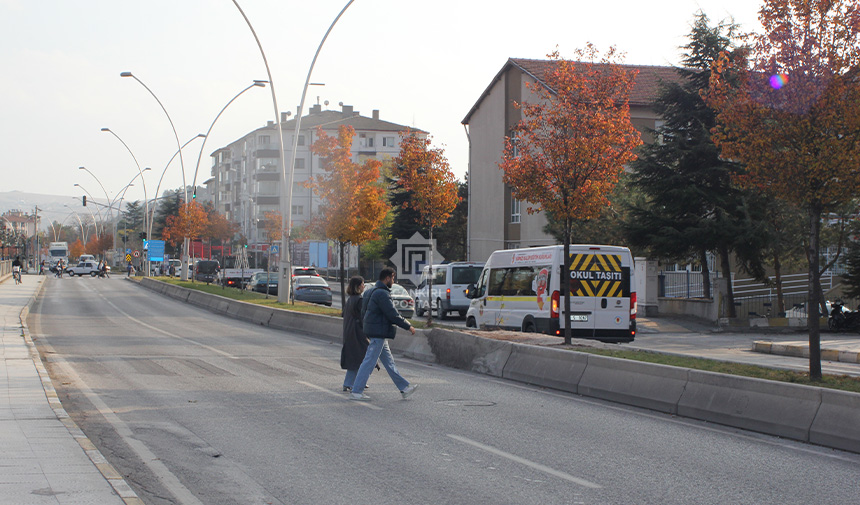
[148,134,205,246]
[231,0,354,303]
[101,127,149,270]
[121,71,190,279]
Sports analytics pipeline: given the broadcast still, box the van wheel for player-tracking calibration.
[466,317,477,328]
[523,321,537,333]
[438,299,449,320]
[90,272,98,277]
[458,310,467,318]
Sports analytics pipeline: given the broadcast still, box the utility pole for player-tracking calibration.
[34,206,41,270]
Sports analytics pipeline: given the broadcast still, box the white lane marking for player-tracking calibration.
[298,381,383,410]
[95,290,235,358]
[49,352,206,505]
[447,434,602,489]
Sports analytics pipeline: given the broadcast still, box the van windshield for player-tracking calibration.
[452,266,483,285]
[196,261,219,274]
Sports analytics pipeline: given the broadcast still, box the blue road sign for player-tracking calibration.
[271,244,279,254]
[147,240,166,262]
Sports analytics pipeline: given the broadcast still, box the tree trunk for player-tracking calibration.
[699,248,711,299]
[773,252,785,315]
[339,241,346,315]
[427,228,435,327]
[808,206,823,380]
[719,244,736,318]
[563,220,572,345]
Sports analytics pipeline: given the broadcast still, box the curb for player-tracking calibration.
[753,340,860,364]
[23,279,144,505]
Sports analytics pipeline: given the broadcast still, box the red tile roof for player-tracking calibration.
[463,58,682,124]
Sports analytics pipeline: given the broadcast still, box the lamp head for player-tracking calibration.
[100,127,110,132]
[78,166,85,170]
[253,80,267,87]
[143,167,152,172]
[120,72,133,77]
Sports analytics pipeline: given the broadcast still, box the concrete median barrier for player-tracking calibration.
[389,329,435,363]
[679,370,821,441]
[809,389,860,453]
[426,328,512,377]
[578,354,689,414]
[502,344,587,394]
[234,302,275,326]
[268,310,342,343]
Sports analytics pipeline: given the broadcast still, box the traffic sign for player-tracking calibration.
[271,244,279,254]
[125,254,132,263]
[126,248,132,254]
[133,250,140,258]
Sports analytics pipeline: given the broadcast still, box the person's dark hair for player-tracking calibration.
[347,276,364,296]
[379,267,396,281]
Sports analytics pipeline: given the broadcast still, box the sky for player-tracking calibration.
[0,0,763,206]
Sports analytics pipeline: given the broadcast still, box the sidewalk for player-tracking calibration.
[0,273,140,504]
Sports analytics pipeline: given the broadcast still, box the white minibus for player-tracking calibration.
[465,245,636,342]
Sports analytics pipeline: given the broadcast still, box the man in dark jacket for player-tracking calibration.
[349,267,418,401]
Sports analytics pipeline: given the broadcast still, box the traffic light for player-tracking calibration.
[192,192,197,200]
[82,195,87,206]
[139,232,147,240]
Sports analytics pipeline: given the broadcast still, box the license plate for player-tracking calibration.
[570,314,588,322]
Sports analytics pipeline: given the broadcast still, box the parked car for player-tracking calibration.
[194,260,220,283]
[65,261,101,277]
[362,282,414,319]
[415,262,485,319]
[249,272,279,294]
[291,266,319,278]
[292,276,332,306]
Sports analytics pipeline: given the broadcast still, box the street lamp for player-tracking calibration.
[121,70,191,280]
[78,166,113,225]
[100,127,150,264]
[191,80,267,192]
[73,183,105,234]
[231,0,354,303]
[148,134,206,245]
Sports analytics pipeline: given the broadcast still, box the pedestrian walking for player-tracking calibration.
[341,276,370,392]
[349,267,418,401]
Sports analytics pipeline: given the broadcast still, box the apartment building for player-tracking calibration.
[462,58,678,262]
[208,103,424,252]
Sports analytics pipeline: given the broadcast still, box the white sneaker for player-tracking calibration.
[400,384,419,399]
[350,392,371,401]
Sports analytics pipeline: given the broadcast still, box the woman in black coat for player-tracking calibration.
[341,276,369,391]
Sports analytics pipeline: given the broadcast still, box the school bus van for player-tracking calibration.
[465,245,636,343]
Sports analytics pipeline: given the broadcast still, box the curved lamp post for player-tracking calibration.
[78,167,113,225]
[69,197,100,240]
[100,127,149,252]
[232,0,354,303]
[73,183,105,235]
[190,80,267,192]
[148,134,206,245]
[121,71,191,280]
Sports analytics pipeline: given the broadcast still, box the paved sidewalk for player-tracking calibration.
[0,273,140,504]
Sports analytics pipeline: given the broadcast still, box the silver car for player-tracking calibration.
[292,276,332,306]
[362,283,414,319]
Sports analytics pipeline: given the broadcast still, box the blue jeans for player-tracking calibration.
[343,369,358,389]
[352,338,409,394]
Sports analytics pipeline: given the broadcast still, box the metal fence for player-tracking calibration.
[660,269,845,319]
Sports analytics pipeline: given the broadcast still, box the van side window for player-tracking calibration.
[488,266,551,297]
[475,269,489,297]
[434,269,446,284]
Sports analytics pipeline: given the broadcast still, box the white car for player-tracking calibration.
[66,261,102,277]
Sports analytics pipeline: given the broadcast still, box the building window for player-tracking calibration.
[295,158,305,169]
[291,205,304,216]
[383,136,396,147]
[259,135,270,144]
[297,135,305,146]
[368,136,374,147]
[511,198,521,224]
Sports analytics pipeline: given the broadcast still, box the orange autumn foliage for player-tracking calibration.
[308,125,389,245]
[394,132,460,233]
[162,201,208,247]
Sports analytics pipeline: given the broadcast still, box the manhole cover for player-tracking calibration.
[436,399,496,407]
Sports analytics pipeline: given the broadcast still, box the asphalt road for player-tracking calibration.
[30,276,860,505]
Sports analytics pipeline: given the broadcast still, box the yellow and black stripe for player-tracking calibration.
[568,254,626,298]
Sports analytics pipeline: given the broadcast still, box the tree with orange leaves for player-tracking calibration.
[309,125,390,300]
[162,201,209,249]
[500,46,642,345]
[394,131,460,324]
[70,239,85,260]
[707,0,860,379]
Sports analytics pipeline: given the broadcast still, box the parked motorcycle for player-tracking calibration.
[827,300,860,331]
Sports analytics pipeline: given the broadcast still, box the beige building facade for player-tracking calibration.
[462,58,677,262]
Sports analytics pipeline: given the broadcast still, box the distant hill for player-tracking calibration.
[0,190,108,231]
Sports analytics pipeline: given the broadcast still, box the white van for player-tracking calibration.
[465,245,636,342]
[415,262,485,319]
